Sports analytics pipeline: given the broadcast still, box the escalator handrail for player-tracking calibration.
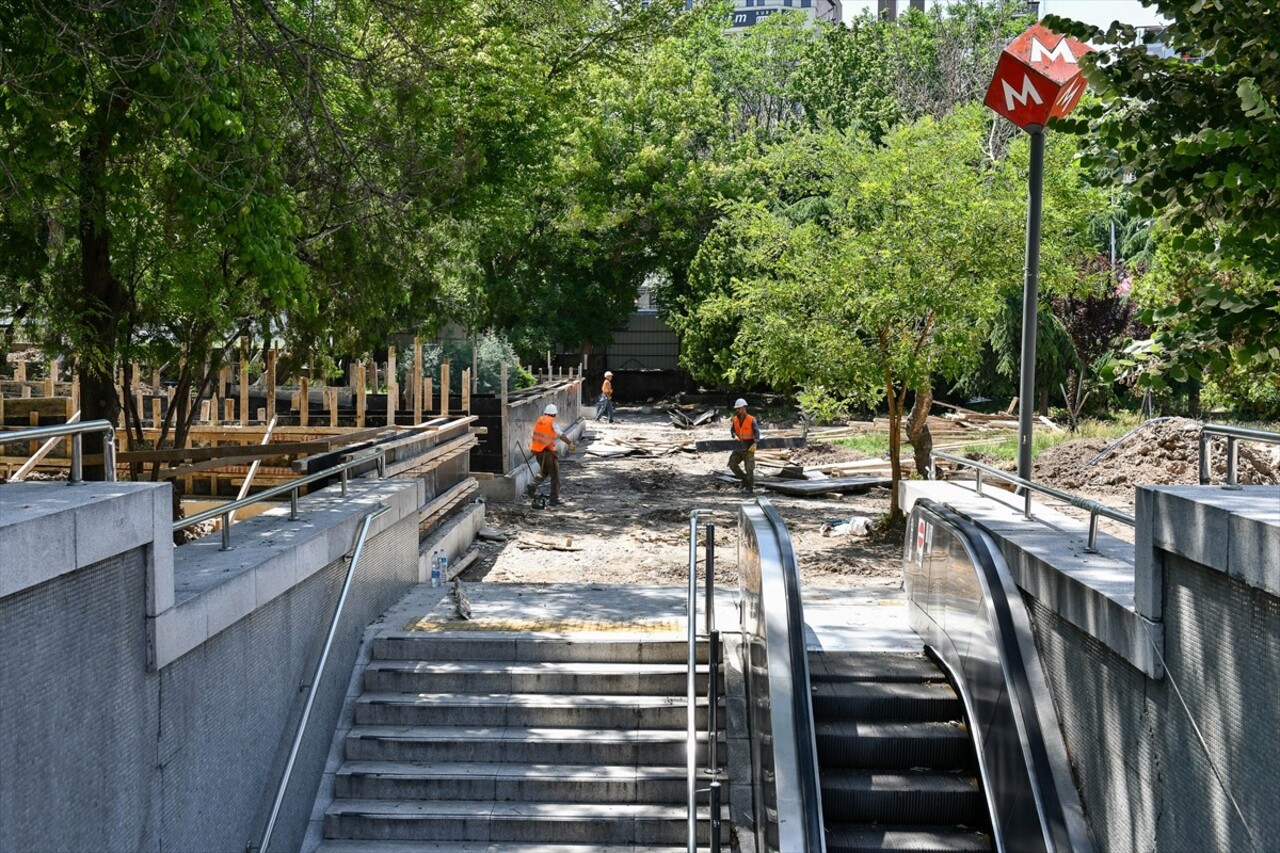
[909,498,1094,853]
[738,498,825,852]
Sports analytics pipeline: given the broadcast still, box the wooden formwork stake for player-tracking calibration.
[115,366,125,427]
[224,398,235,421]
[239,338,249,425]
[328,386,338,427]
[151,367,161,428]
[266,348,277,422]
[299,376,310,427]
[461,368,471,414]
[440,360,450,418]
[132,363,142,425]
[387,346,398,427]
[412,338,423,426]
[423,377,432,416]
[200,399,211,423]
[500,362,510,475]
[472,340,479,394]
[44,357,57,398]
[15,360,25,383]
[356,361,367,428]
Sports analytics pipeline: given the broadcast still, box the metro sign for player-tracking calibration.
[984,23,1093,130]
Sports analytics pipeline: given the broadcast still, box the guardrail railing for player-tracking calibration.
[931,451,1134,552]
[686,508,722,853]
[1198,423,1280,488]
[0,419,118,484]
[174,450,386,550]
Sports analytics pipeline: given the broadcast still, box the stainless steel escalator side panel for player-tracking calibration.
[739,498,826,853]
[905,499,1095,853]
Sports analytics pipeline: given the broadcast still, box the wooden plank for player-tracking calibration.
[413,338,423,426]
[328,386,338,427]
[439,361,449,418]
[299,376,309,427]
[266,348,277,422]
[239,338,249,425]
[694,437,808,452]
[356,361,366,428]
[228,416,277,522]
[384,434,477,478]
[387,347,397,427]
[461,368,471,414]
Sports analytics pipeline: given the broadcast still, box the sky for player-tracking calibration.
[840,0,1170,28]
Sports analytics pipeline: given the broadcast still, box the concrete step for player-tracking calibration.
[374,633,706,665]
[819,769,984,825]
[825,824,992,852]
[324,799,728,844]
[363,660,717,696]
[354,692,709,729]
[334,761,703,803]
[345,725,722,766]
[815,720,974,771]
[811,680,961,723]
[318,843,709,853]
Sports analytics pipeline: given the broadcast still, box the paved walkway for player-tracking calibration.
[373,580,919,653]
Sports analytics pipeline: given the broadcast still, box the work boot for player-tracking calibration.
[549,497,563,507]
[525,482,537,499]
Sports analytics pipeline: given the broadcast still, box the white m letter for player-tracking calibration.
[1030,36,1078,65]
[1003,75,1044,112]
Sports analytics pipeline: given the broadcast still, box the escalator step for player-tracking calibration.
[808,652,943,684]
[820,769,984,825]
[815,721,974,770]
[811,681,961,723]
[825,823,992,852]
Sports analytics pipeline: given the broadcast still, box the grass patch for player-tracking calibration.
[834,435,891,456]
[955,418,1139,460]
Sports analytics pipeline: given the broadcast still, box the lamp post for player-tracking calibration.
[982,22,1092,482]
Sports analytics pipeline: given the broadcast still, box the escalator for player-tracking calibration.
[737,497,1093,853]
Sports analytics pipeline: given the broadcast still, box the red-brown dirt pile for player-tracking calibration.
[1034,418,1279,490]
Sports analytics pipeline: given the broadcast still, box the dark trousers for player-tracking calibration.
[728,446,755,489]
[534,448,560,499]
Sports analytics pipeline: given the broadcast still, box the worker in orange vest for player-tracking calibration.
[597,371,615,423]
[729,398,760,492]
[526,403,577,506]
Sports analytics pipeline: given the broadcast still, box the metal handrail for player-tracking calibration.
[173,449,386,550]
[0,419,117,483]
[1199,423,1280,487]
[932,451,1134,552]
[256,502,390,853]
[686,508,718,853]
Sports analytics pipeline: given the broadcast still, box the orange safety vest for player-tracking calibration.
[732,414,756,442]
[531,414,558,453]
[602,378,613,398]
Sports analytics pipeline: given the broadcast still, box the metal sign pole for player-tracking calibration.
[1017,126,1046,483]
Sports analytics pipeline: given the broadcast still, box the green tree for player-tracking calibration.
[1050,1,1280,389]
[684,107,1100,517]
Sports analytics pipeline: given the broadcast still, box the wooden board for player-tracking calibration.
[761,475,891,496]
[694,437,808,452]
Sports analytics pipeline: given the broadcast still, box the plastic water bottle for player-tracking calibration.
[430,550,442,587]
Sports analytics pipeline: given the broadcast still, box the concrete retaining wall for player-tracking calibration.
[0,476,425,852]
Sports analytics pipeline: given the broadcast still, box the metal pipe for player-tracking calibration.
[340,467,348,496]
[1024,486,1033,519]
[707,630,720,774]
[176,449,384,534]
[705,523,716,636]
[1017,127,1046,484]
[70,434,83,484]
[709,780,722,853]
[686,509,700,853]
[258,503,389,853]
[0,420,117,483]
[1087,512,1099,553]
[1198,432,1211,484]
[221,513,232,551]
[1226,437,1238,488]
[289,490,299,521]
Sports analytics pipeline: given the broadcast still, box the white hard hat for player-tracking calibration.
[544,403,558,416]
[734,398,748,409]
[604,371,613,377]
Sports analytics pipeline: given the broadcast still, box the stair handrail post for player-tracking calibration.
[255,502,390,853]
[686,507,715,853]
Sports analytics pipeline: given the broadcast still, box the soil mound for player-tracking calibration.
[1035,418,1279,490]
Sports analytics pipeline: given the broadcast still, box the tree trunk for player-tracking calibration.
[74,89,133,478]
[906,384,933,479]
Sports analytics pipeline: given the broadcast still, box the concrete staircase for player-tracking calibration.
[808,651,991,852]
[320,632,724,851]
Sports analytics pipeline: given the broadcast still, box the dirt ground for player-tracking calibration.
[459,411,1280,585]
[460,407,905,589]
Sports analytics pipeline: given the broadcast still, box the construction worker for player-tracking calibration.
[527,403,577,506]
[597,371,615,423]
[728,398,760,492]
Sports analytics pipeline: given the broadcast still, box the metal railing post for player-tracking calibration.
[69,434,83,484]
[102,428,117,482]
[1086,512,1099,553]
[221,512,233,551]
[1024,487,1033,519]
[686,509,700,853]
[976,469,984,496]
[705,523,715,636]
[290,489,300,520]
[340,467,348,496]
[707,630,720,774]
[708,780,722,853]
[1226,437,1239,488]
[1198,432,1211,484]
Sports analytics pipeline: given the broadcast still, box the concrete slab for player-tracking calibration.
[801,585,919,653]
